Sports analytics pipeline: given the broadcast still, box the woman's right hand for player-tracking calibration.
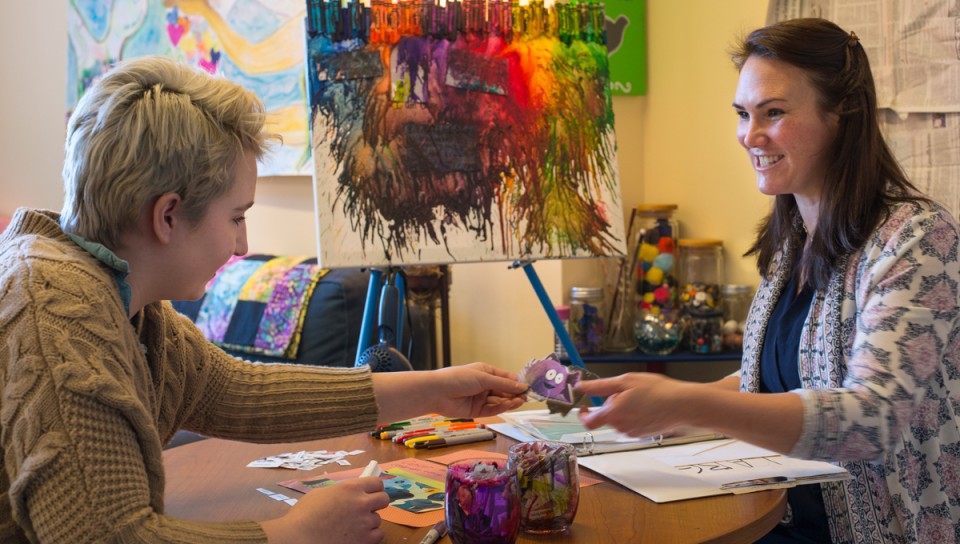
[576,372,691,438]
[261,476,389,544]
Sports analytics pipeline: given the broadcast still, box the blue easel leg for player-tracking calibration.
[355,269,383,366]
[395,272,406,346]
[516,261,602,407]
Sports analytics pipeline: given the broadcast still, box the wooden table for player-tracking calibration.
[164,427,785,543]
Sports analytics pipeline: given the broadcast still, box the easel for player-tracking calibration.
[355,265,452,369]
[511,260,602,407]
[367,260,589,370]
[358,261,604,407]
[355,267,406,362]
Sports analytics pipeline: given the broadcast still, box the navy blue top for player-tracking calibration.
[760,272,813,393]
[759,271,830,542]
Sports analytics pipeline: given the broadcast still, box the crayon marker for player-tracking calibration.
[396,425,485,445]
[419,519,447,544]
[379,422,454,440]
[391,425,479,444]
[378,416,472,432]
[393,423,485,443]
[377,418,475,439]
[370,421,448,439]
[375,414,446,430]
[413,430,498,448]
[405,428,496,447]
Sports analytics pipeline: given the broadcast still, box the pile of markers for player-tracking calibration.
[373,414,497,449]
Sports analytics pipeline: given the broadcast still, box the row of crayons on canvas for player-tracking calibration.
[306,0,607,46]
[372,414,496,449]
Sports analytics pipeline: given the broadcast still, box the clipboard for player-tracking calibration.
[719,473,852,494]
[574,429,727,457]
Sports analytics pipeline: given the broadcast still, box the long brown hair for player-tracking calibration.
[732,18,919,290]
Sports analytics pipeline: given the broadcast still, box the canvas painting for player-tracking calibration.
[67,0,311,176]
[305,0,626,267]
[603,0,646,95]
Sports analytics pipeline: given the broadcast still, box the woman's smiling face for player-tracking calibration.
[734,55,840,203]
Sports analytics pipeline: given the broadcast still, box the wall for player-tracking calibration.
[0,0,769,378]
[641,1,771,284]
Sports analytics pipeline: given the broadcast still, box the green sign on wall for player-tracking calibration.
[604,0,647,95]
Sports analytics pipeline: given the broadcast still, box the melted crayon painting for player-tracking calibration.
[305,0,625,267]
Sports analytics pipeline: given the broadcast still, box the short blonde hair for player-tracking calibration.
[61,56,275,247]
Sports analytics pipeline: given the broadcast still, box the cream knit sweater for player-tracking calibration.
[0,209,380,543]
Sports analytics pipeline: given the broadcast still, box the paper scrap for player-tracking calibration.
[247,449,365,470]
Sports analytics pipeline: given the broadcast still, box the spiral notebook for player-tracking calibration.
[493,409,725,456]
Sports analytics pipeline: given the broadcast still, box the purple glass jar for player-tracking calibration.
[445,459,520,544]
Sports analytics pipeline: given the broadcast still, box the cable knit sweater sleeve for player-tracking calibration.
[0,209,380,543]
[156,303,380,444]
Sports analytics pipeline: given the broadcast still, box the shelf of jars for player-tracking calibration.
[562,349,742,364]
[557,203,753,368]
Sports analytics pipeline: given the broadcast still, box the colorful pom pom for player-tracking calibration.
[638,243,659,263]
[652,253,674,273]
[657,238,674,254]
[654,285,671,304]
[645,266,664,286]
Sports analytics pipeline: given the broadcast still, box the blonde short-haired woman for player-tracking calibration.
[0,56,527,544]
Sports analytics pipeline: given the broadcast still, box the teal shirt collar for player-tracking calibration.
[66,233,132,315]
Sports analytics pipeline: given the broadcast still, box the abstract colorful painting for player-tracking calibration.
[305,0,626,267]
[66,0,311,176]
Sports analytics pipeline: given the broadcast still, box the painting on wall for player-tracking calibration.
[305,0,626,268]
[604,0,646,95]
[66,0,311,176]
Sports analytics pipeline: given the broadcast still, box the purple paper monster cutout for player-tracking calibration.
[520,354,583,404]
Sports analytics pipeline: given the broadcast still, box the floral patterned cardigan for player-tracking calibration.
[739,200,960,544]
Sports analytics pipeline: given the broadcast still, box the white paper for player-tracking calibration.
[246,449,365,470]
[577,441,850,503]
